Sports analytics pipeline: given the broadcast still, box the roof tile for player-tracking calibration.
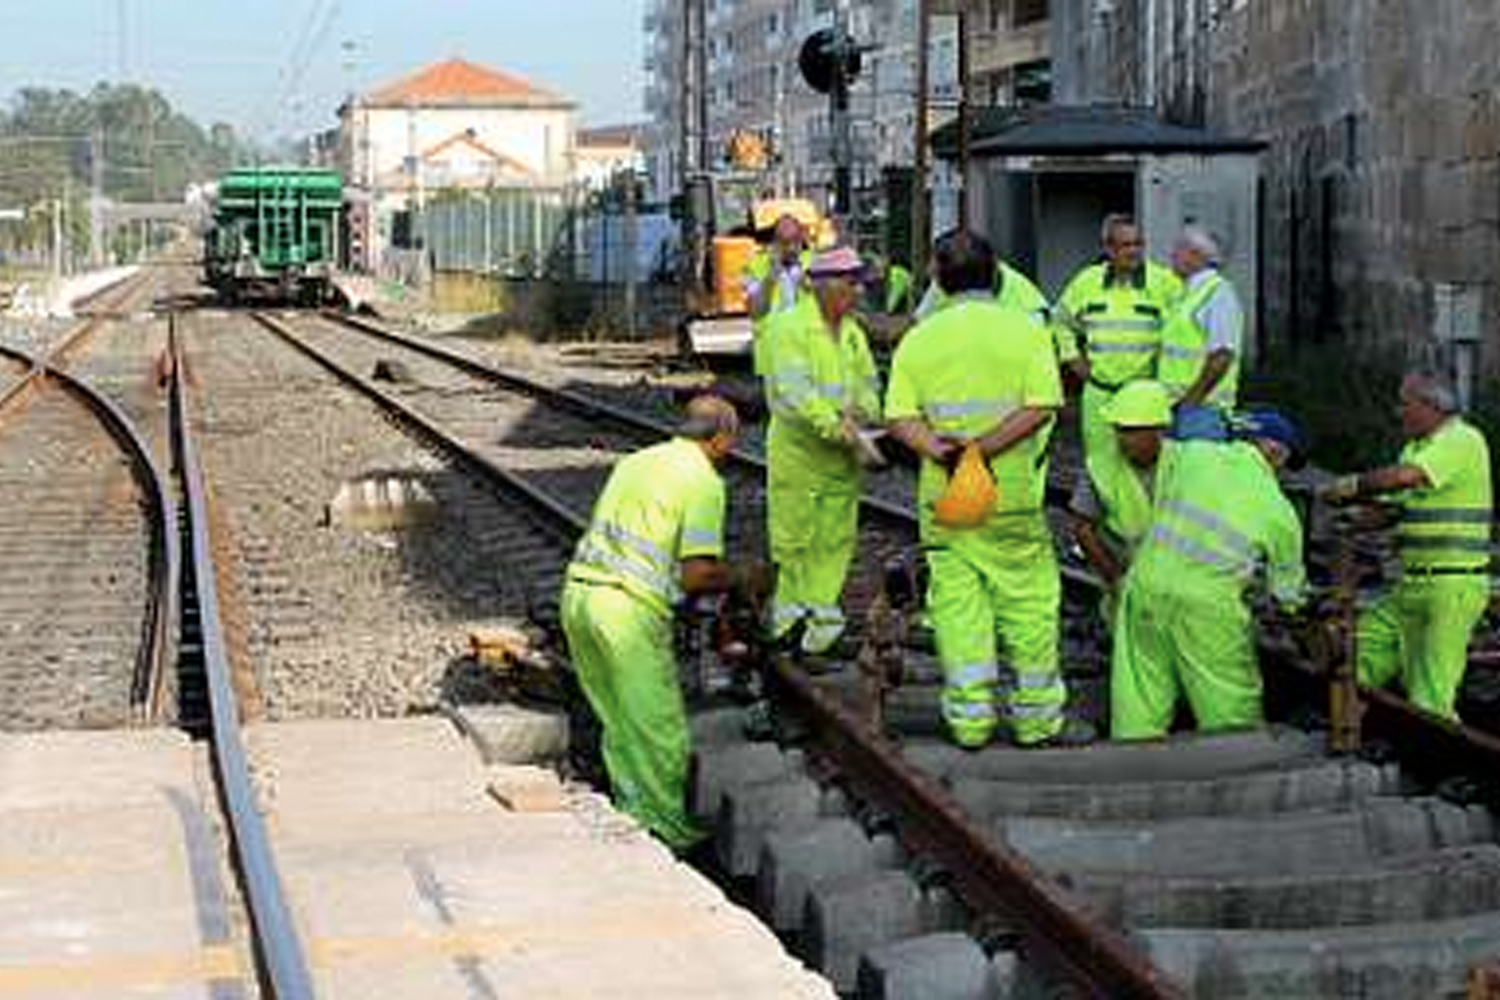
[364,57,572,109]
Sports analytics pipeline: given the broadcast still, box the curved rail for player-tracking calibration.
[169,321,317,998]
[0,340,178,720]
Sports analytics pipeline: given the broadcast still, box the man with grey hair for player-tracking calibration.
[1053,213,1183,509]
[1323,371,1493,720]
[1159,224,1244,438]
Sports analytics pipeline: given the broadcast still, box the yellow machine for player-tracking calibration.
[684,196,832,360]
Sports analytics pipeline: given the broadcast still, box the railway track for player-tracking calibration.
[206,307,1500,996]
[0,283,175,730]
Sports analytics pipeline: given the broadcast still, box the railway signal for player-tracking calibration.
[798,25,863,216]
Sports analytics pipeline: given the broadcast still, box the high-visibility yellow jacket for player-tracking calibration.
[1053,261,1182,385]
[1129,440,1305,609]
[1392,417,1493,573]
[745,247,813,374]
[567,438,726,617]
[763,295,881,483]
[885,296,1062,534]
[1158,267,1244,408]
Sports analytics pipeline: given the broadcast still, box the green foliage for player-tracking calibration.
[1247,340,1500,486]
[1242,337,1406,472]
[0,83,250,256]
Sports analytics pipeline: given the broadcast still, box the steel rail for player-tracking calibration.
[263,309,1180,996]
[323,311,927,523]
[0,339,179,720]
[771,664,1186,999]
[170,320,317,998]
[254,313,587,538]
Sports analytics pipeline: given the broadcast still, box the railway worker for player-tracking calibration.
[911,240,1051,329]
[885,229,1072,749]
[1111,411,1308,740]
[1158,225,1245,440]
[1053,214,1182,488]
[857,250,915,317]
[745,214,813,376]
[1322,372,1493,720]
[561,395,760,851]
[762,245,882,659]
[1069,379,1173,597]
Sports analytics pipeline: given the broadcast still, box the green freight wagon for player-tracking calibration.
[204,167,343,305]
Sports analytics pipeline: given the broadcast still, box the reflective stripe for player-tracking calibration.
[681,527,721,549]
[1161,499,1254,561]
[1398,536,1492,553]
[943,700,997,720]
[1161,343,1200,360]
[773,602,808,626]
[1014,669,1061,691]
[1009,702,1065,720]
[1401,508,1491,525]
[1083,317,1160,332]
[573,541,680,602]
[1087,342,1156,355]
[770,370,850,407]
[925,398,1015,421]
[806,604,846,624]
[1150,523,1247,574]
[948,661,998,687]
[595,521,675,568]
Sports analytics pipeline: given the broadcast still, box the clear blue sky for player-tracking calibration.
[0,1,648,138]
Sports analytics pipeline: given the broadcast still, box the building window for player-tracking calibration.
[1012,0,1048,26]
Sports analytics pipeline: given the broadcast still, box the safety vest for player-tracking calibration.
[747,248,813,374]
[1396,417,1493,572]
[1055,261,1181,386]
[885,297,1062,527]
[567,438,726,616]
[1158,269,1241,408]
[1132,440,1305,606]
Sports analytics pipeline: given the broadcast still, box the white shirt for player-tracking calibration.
[1188,267,1243,355]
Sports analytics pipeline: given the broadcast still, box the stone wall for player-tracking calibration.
[1051,0,1500,378]
[1209,1,1500,375]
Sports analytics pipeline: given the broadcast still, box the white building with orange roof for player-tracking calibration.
[339,56,577,262]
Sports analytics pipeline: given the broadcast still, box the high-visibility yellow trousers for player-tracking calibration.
[768,475,859,654]
[925,513,1066,747]
[561,580,705,850]
[1357,574,1488,721]
[1110,575,1261,740]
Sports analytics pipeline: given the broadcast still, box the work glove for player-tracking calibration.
[1320,474,1362,505]
[730,560,774,608]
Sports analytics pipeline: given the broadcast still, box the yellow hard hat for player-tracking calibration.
[1102,380,1172,428]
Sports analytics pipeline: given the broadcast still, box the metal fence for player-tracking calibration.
[418,187,570,277]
